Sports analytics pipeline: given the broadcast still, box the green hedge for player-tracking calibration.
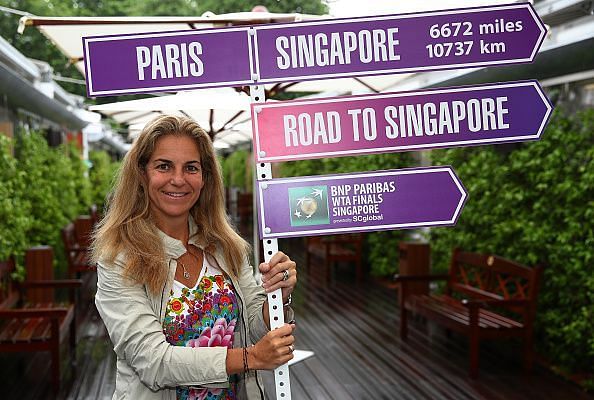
[430,108,594,386]
[16,134,73,255]
[69,144,93,216]
[281,152,415,277]
[222,150,252,192]
[0,135,30,262]
[89,150,120,210]
[0,131,117,276]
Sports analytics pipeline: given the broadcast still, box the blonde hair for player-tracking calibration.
[90,115,249,294]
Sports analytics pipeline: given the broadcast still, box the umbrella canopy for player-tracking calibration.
[90,87,253,150]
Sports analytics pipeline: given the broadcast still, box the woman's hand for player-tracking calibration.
[259,251,297,304]
[249,323,295,370]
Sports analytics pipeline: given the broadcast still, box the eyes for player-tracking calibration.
[185,164,201,173]
[154,162,201,174]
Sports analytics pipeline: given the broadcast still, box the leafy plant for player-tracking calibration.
[11,131,99,275]
[67,143,92,215]
[89,150,120,211]
[0,135,31,262]
[222,150,252,192]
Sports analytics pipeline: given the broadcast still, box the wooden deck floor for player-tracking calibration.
[1,239,591,399]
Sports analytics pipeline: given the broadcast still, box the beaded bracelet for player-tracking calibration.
[283,294,292,307]
[242,347,249,373]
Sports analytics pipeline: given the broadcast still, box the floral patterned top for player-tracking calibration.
[163,255,238,400]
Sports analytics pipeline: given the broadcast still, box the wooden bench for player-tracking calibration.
[396,248,543,378]
[0,247,82,393]
[306,233,364,282]
[61,221,95,278]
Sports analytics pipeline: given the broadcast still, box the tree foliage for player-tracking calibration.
[194,0,327,14]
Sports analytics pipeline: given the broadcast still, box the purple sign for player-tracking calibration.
[253,3,546,83]
[257,166,467,239]
[83,28,254,96]
[82,4,546,96]
[252,80,553,162]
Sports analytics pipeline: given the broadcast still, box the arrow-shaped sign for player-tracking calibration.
[252,80,553,162]
[257,166,467,239]
[253,3,546,83]
[82,3,546,96]
[83,27,255,97]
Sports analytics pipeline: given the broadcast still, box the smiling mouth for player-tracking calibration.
[163,191,188,198]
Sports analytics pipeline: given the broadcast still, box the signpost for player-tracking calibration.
[252,80,553,162]
[257,167,467,239]
[253,3,546,83]
[83,27,255,96]
[79,4,551,400]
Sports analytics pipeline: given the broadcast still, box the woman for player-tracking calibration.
[91,115,296,400]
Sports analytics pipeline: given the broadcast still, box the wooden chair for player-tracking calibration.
[396,248,543,378]
[306,233,364,282]
[61,222,95,278]
[0,247,82,393]
[74,215,94,249]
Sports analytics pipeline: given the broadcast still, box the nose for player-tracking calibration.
[169,168,185,186]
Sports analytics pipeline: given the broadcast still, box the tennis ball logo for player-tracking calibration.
[288,186,330,227]
[299,197,318,217]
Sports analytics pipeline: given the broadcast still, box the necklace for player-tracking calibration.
[176,248,203,281]
[178,260,191,279]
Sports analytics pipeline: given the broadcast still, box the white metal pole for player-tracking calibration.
[249,83,292,400]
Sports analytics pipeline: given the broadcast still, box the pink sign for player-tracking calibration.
[251,80,552,163]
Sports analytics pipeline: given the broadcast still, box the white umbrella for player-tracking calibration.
[90,87,252,149]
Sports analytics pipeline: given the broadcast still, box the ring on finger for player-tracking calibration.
[282,269,289,281]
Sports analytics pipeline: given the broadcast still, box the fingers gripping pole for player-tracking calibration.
[250,83,291,400]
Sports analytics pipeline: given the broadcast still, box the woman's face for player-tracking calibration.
[145,134,204,230]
